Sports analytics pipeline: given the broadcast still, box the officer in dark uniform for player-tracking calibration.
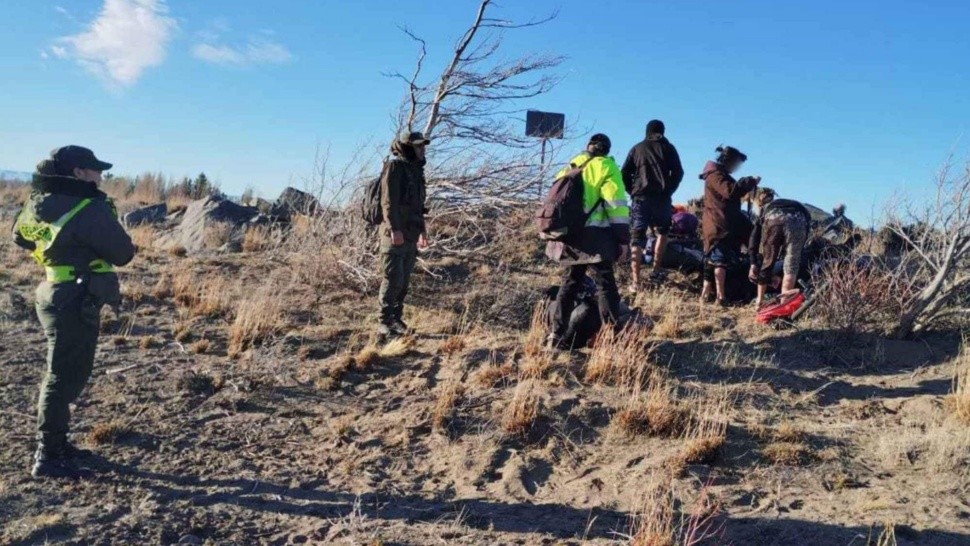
[13,146,135,479]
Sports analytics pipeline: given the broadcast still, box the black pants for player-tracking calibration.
[552,262,621,338]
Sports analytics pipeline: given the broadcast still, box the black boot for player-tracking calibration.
[31,437,91,480]
[390,308,410,336]
[389,318,410,336]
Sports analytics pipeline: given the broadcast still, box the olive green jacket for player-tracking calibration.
[12,174,135,306]
[380,158,427,244]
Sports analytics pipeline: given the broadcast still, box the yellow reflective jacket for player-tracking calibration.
[547,153,631,265]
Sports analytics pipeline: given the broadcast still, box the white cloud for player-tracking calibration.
[191,22,292,67]
[52,0,176,87]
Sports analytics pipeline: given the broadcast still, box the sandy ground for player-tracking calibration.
[1,210,969,545]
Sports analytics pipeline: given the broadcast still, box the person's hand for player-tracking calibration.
[391,230,405,247]
[748,265,758,283]
[417,233,429,250]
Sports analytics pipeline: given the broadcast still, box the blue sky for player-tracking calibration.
[1,0,968,225]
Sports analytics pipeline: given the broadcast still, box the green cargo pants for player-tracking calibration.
[34,283,101,440]
[377,241,418,323]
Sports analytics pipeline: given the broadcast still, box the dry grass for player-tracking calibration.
[204,222,235,249]
[626,475,724,546]
[585,322,654,388]
[87,421,130,445]
[867,522,898,546]
[242,225,275,252]
[128,225,157,250]
[138,336,161,350]
[474,362,517,388]
[522,303,547,358]
[189,339,211,354]
[501,380,540,437]
[762,441,813,466]
[173,321,193,342]
[438,335,467,356]
[431,380,465,432]
[0,513,66,543]
[227,285,285,358]
[628,476,676,546]
[674,390,731,466]
[379,336,415,358]
[354,347,381,370]
[945,342,970,425]
[614,370,688,438]
[177,371,219,396]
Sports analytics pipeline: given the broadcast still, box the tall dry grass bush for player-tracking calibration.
[519,303,555,380]
[585,322,655,389]
[811,253,904,335]
[227,285,285,357]
[502,379,541,438]
[242,225,280,253]
[676,389,731,466]
[614,368,688,438]
[625,475,725,546]
[0,180,29,209]
[945,340,970,426]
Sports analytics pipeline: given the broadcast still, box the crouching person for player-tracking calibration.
[748,187,812,303]
[546,134,631,350]
[377,132,430,338]
[13,146,135,479]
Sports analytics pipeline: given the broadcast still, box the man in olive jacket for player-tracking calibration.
[377,132,430,338]
[13,146,135,479]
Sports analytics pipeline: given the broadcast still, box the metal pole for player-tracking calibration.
[539,138,548,200]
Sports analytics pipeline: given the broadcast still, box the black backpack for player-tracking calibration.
[361,159,404,226]
[535,155,601,241]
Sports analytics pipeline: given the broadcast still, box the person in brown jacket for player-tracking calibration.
[699,146,760,306]
[376,131,430,338]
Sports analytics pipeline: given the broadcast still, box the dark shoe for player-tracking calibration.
[31,445,91,480]
[647,270,667,283]
[717,298,731,308]
[389,319,410,336]
[376,322,394,339]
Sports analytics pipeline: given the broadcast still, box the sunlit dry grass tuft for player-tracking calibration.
[502,380,540,437]
[585,322,654,388]
[945,342,970,425]
[227,285,285,358]
[431,380,465,433]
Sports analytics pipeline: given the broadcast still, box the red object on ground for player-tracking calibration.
[757,292,807,324]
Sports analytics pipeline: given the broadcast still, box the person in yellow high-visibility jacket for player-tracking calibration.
[13,146,135,479]
[545,134,631,350]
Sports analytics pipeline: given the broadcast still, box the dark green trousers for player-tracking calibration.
[377,241,418,322]
[34,283,101,440]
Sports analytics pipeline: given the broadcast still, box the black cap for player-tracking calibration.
[398,131,431,146]
[646,119,665,136]
[51,145,113,173]
[587,133,611,155]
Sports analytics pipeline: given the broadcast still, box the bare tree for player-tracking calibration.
[385,0,566,206]
[888,160,970,337]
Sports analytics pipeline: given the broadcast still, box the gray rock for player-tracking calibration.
[275,187,321,216]
[157,195,258,253]
[123,203,167,228]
